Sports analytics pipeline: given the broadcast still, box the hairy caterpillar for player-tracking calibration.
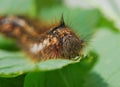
[0,15,85,61]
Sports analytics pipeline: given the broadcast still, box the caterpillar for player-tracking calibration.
[0,15,85,62]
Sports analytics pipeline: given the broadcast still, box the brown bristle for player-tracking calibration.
[0,16,85,62]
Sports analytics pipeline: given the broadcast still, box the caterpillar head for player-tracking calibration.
[40,16,85,60]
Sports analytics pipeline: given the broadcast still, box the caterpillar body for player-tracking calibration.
[0,16,85,61]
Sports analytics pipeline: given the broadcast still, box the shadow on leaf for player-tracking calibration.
[83,72,109,87]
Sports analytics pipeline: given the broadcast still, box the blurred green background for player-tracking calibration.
[0,0,120,87]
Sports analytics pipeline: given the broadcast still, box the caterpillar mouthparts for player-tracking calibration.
[0,16,85,62]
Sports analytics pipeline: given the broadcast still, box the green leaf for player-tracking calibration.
[39,7,100,41]
[36,59,74,71]
[92,29,120,87]
[0,35,19,51]
[0,50,35,77]
[0,0,36,17]
[83,72,109,87]
[0,50,78,77]
[24,51,98,87]
[35,0,63,16]
[0,75,25,87]
[87,0,120,31]
[97,14,119,32]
